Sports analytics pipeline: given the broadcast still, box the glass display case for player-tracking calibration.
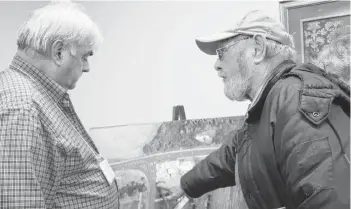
[90,116,245,209]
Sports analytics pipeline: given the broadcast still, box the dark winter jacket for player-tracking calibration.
[181,60,350,209]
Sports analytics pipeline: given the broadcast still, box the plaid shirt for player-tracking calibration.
[0,55,119,208]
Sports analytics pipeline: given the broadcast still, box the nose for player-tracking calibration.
[82,62,90,73]
[214,59,222,72]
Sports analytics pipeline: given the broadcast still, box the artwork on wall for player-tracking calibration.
[90,116,245,209]
[279,0,350,66]
[301,13,350,67]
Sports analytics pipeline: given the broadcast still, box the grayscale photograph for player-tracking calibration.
[0,0,350,209]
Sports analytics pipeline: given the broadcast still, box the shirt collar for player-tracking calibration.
[249,85,264,110]
[9,54,67,103]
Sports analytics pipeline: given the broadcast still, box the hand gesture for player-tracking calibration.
[156,175,185,201]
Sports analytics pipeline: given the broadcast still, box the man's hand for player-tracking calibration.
[156,175,185,201]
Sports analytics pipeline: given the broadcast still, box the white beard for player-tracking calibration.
[224,75,250,101]
[224,55,251,101]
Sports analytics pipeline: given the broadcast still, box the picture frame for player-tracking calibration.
[279,0,350,65]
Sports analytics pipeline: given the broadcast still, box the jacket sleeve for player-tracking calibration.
[180,132,237,198]
[0,107,62,208]
[273,84,350,209]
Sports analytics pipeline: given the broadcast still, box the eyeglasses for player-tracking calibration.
[216,36,250,61]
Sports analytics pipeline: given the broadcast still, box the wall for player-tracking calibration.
[0,1,280,129]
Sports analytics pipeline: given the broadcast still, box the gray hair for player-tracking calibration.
[265,38,297,63]
[17,1,103,57]
[318,25,350,84]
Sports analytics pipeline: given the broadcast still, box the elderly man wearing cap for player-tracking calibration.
[157,10,350,209]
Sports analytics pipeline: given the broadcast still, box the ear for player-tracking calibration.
[252,34,267,65]
[51,40,65,66]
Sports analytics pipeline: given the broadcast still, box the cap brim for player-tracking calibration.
[195,32,239,55]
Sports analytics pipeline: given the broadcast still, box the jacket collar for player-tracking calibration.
[246,60,296,122]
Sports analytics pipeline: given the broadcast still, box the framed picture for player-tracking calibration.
[279,0,350,65]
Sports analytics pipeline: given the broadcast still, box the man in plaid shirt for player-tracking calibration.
[0,2,119,208]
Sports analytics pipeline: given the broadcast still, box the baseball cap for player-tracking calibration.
[195,10,295,55]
